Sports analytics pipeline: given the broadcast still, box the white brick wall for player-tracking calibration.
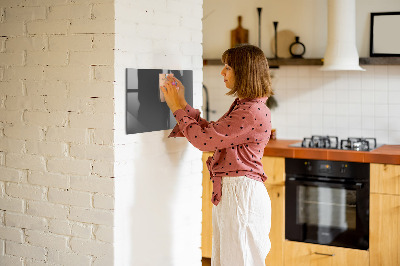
[0,0,115,265]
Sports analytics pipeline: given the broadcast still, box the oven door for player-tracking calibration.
[285,177,369,250]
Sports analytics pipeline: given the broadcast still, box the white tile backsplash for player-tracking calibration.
[203,64,400,144]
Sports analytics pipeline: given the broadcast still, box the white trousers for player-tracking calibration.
[211,176,271,266]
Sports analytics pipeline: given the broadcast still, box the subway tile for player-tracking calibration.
[388,104,400,117]
[388,91,400,104]
[375,104,389,117]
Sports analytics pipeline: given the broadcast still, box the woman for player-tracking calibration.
[161,44,273,266]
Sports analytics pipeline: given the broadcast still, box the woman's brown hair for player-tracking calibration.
[221,44,273,99]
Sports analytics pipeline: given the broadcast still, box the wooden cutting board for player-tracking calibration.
[231,16,249,48]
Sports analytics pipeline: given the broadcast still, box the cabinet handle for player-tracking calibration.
[314,252,335,257]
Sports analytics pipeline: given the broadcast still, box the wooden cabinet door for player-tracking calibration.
[262,156,285,186]
[370,193,400,266]
[264,184,284,266]
[370,163,400,195]
[202,152,213,258]
[284,241,369,266]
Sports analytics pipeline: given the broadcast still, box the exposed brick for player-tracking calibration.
[6,183,46,201]
[90,128,113,146]
[0,225,24,243]
[48,188,91,208]
[26,51,68,66]
[92,160,113,177]
[48,219,71,236]
[6,241,46,261]
[27,20,69,35]
[47,250,91,266]
[92,3,114,20]
[0,255,23,266]
[26,141,67,157]
[0,81,24,96]
[70,175,113,195]
[94,225,113,243]
[5,36,46,52]
[4,96,46,111]
[70,237,113,257]
[71,222,92,239]
[25,80,67,97]
[22,0,69,6]
[69,19,114,34]
[0,22,24,36]
[93,252,113,266]
[0,52,24,66]
[93,194,113,210]
[25,229,68,251]
[0,197,24,213]
[48,4,91,20]
[69,50,113,66]
[46,127,88,144]
[5,212,48,231]
[69,207,113,226]
[69,112,114,129]
[27,200,69,219]
[44,66,91,82]
[0,37,5,52]
[28,171,69,189]
[0,138,25,154]
[3,66,44,81]
[0,110,23,124]
[4,6,46,22]
[43,96,81,112]
[47,158,92,176]
[93,65,114,82]
[92,34,114,51]
[6,153,46,171]
[3,125,43,141]
[24,111,68,127]
[49,35,93,52]
[70,144,114,161]
[69,81,114,98]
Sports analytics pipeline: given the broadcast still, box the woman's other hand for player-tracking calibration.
[161,78,183,113]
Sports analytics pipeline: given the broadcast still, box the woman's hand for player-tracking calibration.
[169,76,187,108]
[160,77,183,113]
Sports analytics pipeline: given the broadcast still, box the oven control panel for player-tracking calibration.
[286,158,369,180]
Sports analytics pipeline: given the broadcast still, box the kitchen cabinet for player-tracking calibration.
[370,163,400,266]
[261,156,285,266]
[201,154,286,266]
[284,241,369,266]
[201,152,213,258]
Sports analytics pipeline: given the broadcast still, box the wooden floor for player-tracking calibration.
[202,257,211,266]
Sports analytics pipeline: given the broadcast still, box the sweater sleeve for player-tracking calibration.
[172,106,257,152]
[168,104,211,138]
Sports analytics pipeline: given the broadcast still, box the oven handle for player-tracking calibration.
[314,252,335,257]
[286,177,364,189]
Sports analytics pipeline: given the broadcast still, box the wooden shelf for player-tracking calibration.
[203,57,400,67]
[359,57,400,65]
[203,58,323,67]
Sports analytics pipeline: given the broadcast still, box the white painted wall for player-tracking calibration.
[113,0,203,265]
[203,0,400,144]
[0,0,115,265]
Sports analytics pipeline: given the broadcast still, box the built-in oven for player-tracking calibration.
[285,158,369,250]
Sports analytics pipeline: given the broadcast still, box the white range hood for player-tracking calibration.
[320,0,365,71]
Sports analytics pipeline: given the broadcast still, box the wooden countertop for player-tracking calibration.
[263,139,400,165]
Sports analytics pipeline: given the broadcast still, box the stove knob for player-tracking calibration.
[340,164,347,174]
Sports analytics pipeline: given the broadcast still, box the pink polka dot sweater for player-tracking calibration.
[168,97,272,206]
